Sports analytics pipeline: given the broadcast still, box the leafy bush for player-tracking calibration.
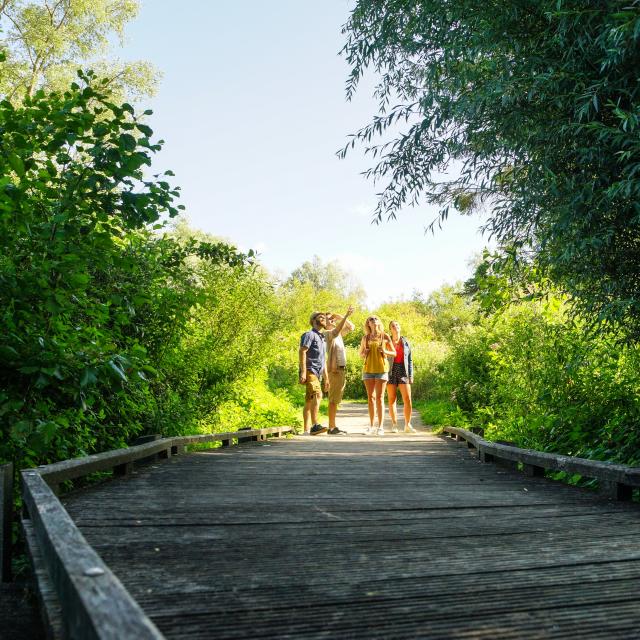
[214,373,301,433]
[0,75,284,474]
[434,297,640,465]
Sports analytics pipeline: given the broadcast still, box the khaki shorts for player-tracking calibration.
[305,373,322,401]
[328,368,346,404]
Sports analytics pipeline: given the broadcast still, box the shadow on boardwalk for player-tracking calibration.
[62,403,640,639]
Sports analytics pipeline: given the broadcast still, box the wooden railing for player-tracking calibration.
[20,426,292,640]
[1,462,12,582]
[441,426,640,501]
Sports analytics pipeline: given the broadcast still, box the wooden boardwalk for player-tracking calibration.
[61,404,640,639]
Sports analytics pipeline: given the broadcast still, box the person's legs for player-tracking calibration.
[399,383,416,432]
[364,378,376,432]
[375,379,387,433]
[328,402,337,428]
[303,400,312,433]
[328,369,346,430]
[311,392,321,426]
[305,374,325,434]
[387,383,398,431]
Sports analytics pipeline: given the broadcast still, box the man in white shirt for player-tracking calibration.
[324,305,355,434]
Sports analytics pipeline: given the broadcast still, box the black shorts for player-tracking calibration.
[389,362,410,385]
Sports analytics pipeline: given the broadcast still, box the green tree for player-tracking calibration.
[0,0,157,101]
[287,255,366,305]
[413,285,478,340]
[0,74,247,468]
[341,1,640,337]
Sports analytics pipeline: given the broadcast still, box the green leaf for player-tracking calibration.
[107,360,128,382]
[11,420,32,441]
[136,124,153,137]
[8,153,25,176]
[0,345,20,362]
[68,272,90,287]
[37,420,58,444]
[80,368,98,388]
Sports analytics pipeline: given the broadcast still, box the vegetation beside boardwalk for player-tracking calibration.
[3,0,640,578]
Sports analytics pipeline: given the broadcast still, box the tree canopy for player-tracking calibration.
[0,74,249,466]
[0,0,157,101]
[341,1,640,338]
[286,255,366,306]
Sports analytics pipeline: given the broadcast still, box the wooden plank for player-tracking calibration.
[19,425,292,638]
[1,462,12,582]
[22,519,64,640]
[21,470,164,640]
[59,406,640,639]
[39,440,181,486]
[442,426,640,491]
[38,426,292,486]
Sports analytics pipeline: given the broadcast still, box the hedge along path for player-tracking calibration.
[60,403,640,639]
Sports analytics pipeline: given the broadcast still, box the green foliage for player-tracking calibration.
[436,297,640,466]
[214,373,300,433]
[414,399,469,430]
[156,249,284,434]
[342,1,640,338]
[286,255,366,307]
[375,299,434,341]
[414,287,478,340]
[0,0,157,102]
[0,75,257,471]
[342,346,366,400]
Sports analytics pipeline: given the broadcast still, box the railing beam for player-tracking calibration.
[441,425,640,501]
[1,462,13,582]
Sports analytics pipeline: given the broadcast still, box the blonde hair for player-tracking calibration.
[364,315,384,337]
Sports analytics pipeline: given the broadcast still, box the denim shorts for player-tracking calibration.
[362,372,389,381]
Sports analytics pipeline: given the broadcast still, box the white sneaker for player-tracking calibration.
[376,427,385,436]
[404,424,417,433]
[391,424,399,433]
[364,425,373,435]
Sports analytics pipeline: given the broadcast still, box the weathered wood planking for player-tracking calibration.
[22,425,291,639]
[1,462,12,582]
[22,520,65,640]
[441,426,640,500]
[39,426,291,490]
[22,470,163,640]
[62,405,640,639]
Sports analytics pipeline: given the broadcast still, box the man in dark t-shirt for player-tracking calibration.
[298,311,329,435]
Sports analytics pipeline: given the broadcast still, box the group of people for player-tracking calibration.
[298,306,416,436]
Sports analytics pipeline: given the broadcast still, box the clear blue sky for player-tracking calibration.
[120,0,490,307]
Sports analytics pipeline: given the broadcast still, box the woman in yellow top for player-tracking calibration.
[359,315,396,435]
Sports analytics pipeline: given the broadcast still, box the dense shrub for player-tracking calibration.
[0,76,288,473]
[436,299,640,465]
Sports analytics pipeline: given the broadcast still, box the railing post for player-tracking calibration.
[113,462,134,477]
[600,480,633,501]
[523,464,545,478]
[479,450,494,464]
[1,462,13,582]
